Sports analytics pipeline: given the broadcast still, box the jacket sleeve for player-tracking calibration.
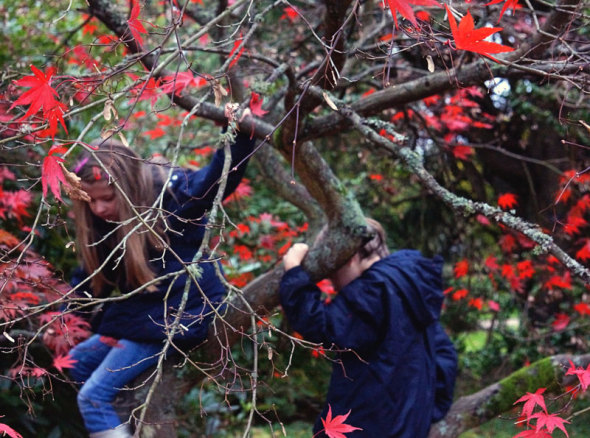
[279,266,385,352]
[431,322,458,422]
[168,131,255,218]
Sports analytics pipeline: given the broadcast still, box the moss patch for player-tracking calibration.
[485,357,561,416]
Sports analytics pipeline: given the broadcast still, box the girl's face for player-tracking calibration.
[81,180,119,222]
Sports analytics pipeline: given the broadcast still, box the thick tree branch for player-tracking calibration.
[303,0,586,140]
[340,106,590,284]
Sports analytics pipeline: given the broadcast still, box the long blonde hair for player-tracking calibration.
[71,139,168,294]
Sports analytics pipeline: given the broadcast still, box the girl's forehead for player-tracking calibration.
[81,180,114,196]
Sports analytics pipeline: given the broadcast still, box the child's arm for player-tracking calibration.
[169,130,256,217]
[280,248,385,352]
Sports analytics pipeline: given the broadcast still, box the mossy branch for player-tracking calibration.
[429,354,590,438]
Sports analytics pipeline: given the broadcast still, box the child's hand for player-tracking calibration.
[283,243,309,271]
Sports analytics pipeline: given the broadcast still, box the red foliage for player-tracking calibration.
[551,313,570,331]
[9,65,60,121]
[498,193,518,209]
[249,92,268,117]
[53,354,78,373]
[143,127,166,139]
[384,0,441,29]
[321,404,363,438]
[486,0,521,22]
[454,259,469,278]
[127,0,148,45]
[41,313,91,356]
[452,145,474,160]
[42,145,69,202]
[514,387,547,418]
[228,34,245,70]
[452,288,468,301]
[575,238,590,262]
[0,189,32,222]
[160,71,207,97]
[565,360,590,392]
[529,412,570,437]
[446,6,515,62]
[0,421,23,438]
[488,300,500,312]
[573,302,590,316]
[129,77,162,107]
[468,297,483,310]
[280,6,299,22]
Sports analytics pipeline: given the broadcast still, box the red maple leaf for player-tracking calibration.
[452,145,474,160]
[544,273,571,290]
[486,0,521,22]
[321,405,362,438]
[573,302,590,316]
[488,300,500,312]
[37,100,68,139]
[129,77,162,107]
[127,0,148,45]
[280,6,299,22]
[41,312,91,355]
[565,360,590,391]
[446,6,515,62]
[223,180,253,205]
[516,260,535,279]
[468,297,483,310]
[143,127,166,139]
[385,0,441,29]
[228,34,245,69]
[498,192,518,209]
[499,234,517,253]
[160,71,207,97]
[317,279,337,298]
[3,189,33,222]
[484,255,499,270]
[249,92,268,117]
[42,145,69,202]
[454,259,469,278]
[53,354,78,373]
[575,238,590,261]
[563,212,587,236]
[529,412,570,437]
[9,65,61,121]
[513,387,547,419]
[551,313,570,331]
[501,263,515,279]
[452,288,468,301]
[0,421,23,438]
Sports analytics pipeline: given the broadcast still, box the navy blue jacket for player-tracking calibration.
[70,132,255,347]
[279,250,457,437]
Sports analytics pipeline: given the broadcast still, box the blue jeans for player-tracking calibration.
[69,334,163,433]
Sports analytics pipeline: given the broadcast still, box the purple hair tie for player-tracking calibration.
[73,157,89,174]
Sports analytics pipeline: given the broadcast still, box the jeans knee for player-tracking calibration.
[77,385,93,412]
[77,379,111,409]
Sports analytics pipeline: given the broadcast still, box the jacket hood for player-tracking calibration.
[370,250,444,327]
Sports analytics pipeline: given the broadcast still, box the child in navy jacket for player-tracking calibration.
[279,219,457,437]
[65,130,255,437]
